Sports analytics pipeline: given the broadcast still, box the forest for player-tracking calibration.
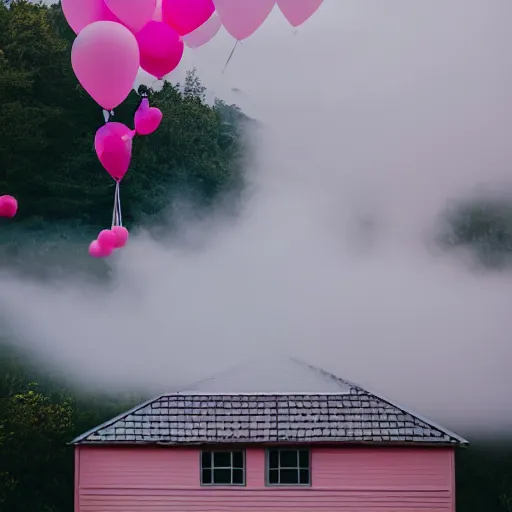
[0,1,511,511]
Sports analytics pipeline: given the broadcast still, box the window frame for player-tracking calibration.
[265,447,312,487]
[199,449,246,487]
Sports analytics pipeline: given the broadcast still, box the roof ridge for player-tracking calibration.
[177,357,263,392]
[290,358,361,391]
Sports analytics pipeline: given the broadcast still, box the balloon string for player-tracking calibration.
[116,181,123,227]
[150,79,164,90]
[222,40,239,74]
[111,181,119,228]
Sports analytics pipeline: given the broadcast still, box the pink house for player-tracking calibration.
[72,359,468,511]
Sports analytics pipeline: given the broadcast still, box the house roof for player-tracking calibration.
[72,358,468,446]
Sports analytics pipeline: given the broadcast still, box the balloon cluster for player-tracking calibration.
[64,0,216,103]
[90,226,129,258]
[58,0,324,257]
[62,0,215,257]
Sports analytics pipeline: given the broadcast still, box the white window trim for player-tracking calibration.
[200,449,246,486]
[265,448,311,487]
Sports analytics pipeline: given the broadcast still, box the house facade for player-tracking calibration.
[72,359,468,511]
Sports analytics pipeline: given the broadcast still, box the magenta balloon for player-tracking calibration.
[183,12,221,49]
[134,97,163,135]
[162,0,215,36]
[94,122,134,181]
[136,21,183,79]
[97,229,117,250]
[61,0,118,35]
[277,0,323,27]
[0,195,17,218]
[71,21,140,110]
[112,226,129,248]
[89,239,113,258]
[105,0,157,33]
[214,0,275,40]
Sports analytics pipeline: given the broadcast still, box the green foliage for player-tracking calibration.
[440,196,512,268]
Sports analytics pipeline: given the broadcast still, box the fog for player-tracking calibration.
[2,0,512,436]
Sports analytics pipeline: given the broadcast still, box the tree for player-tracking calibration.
[440,196,512,268]
[0,382,74,512]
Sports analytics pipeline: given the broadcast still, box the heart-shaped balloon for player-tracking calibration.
[0,195,18,218]
[162,0,214,36]
[277,0,323,27]
[95,122,134,181]
[105,0,157,32]
[89,239,113,258]
[97,229,117,250]
[214,0,275,40]
[112,226,129,248]
[134,97,163,135]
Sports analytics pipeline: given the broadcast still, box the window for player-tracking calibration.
[267,448,310,485]
[200,450,245,485]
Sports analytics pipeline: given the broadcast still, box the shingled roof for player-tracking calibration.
[71,359,468,446]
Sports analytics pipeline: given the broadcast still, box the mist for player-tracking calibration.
[2,0,512,436]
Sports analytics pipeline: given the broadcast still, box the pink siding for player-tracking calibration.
[76,445,456,511]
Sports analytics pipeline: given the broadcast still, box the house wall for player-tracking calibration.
[75,445,455,511]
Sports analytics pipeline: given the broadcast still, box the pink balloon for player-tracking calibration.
[89,240,113,258]
[183,12,221,49]
[162,0,214,36]
[136,21,183,79]
[0,195,17,218]
[61,0,118,35]
[94,122,134,181]
[214,0,275,40]
[277,0,323,27]
[134,97,163,135]
[98,229,117,250]
[72,21,140,110]
[112,226,129,248]
[105,0,156,33]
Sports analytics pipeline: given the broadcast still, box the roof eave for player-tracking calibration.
[70,439,466,448]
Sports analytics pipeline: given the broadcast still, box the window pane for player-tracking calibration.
[279,450,298,468]
[279,469,299,484]
[268,469,279,484]
[201,468,212,484]
[201,451,212,469]
[232,451,244,469]
[268,450,279,469]
[299,450,309,468]
[299,469,310,485]
[213,468,232,484]
[213,452,231,467]
[233,468,244,484]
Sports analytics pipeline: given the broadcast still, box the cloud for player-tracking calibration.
[3,0,512,437]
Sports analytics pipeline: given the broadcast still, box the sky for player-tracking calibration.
[3,0,512,436]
